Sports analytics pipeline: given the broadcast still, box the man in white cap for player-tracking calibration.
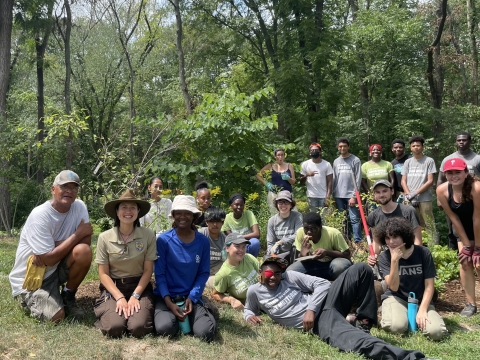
[9,170,93,321]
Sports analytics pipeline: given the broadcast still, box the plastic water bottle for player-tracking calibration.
[396,194,404,204]
[407,292,418,332]
[175,300,191,334]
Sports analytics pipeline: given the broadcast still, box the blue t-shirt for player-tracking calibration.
[154,228,210,303]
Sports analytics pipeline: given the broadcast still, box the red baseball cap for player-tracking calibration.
[444,158,467,171]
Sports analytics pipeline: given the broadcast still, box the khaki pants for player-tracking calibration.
[416,201,439,244]
[381,296,447,341]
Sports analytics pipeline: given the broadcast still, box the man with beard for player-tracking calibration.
[366,180,422,268]
[437,132,480,250]
[300,143,333,213]
[244,257,429,360]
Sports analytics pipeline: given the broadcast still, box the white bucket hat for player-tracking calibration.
[170,195,202,216]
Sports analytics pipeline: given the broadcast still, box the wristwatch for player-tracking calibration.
[132,292,141,300]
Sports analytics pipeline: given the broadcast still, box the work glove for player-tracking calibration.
[405,191,418,201]
[265,182,274,191]
[281,173,291,181]
[410,198,420,208]
[472,246,480,267]
[22,255,46,291]
[270,241,283,255]
[458,246,473,264]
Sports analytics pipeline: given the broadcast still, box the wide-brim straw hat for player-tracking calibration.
[104,189,151,219]
[170,195,202,216]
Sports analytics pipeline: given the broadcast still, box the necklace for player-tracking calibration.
[119,229,134,242]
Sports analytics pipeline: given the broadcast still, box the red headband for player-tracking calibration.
[309,143,322,150]
[369,144,382,153]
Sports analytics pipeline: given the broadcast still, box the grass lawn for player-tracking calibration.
[1,237,479,360]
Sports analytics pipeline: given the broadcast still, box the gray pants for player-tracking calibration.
[154,296,217,342]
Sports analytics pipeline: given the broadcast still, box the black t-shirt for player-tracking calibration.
[391,154,410,192]
[379,245,436,303]
[367,203,420,229]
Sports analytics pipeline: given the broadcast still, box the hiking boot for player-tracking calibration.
[460,302,477,317]
[61,287,85,320]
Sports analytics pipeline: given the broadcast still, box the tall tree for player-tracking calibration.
[0,0,14,235]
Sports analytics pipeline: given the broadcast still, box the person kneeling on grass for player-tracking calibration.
[212,233,259,310]
[287,212,352,280]
[375,218,448,341]
[244,257,430,360]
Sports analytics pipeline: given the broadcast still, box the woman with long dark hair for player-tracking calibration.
[437,158,480,317]
[94,189,156,338]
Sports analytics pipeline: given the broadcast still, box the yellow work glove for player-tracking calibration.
[22,255,46,291]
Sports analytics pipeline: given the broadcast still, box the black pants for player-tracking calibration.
[314,263,425,360]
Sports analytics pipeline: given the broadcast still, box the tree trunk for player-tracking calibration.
[170,0,192,115]
[64,0,74,169]
[467,0,479,106]
[0,0,14,235]
[35,1,54,185]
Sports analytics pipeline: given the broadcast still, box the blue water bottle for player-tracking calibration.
[396,194,404,204]
[407,292,418,332]
[176,300,191,334]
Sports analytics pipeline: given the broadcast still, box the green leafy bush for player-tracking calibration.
[430,245,459,291]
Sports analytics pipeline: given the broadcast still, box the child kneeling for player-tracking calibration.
[374,218,447,341]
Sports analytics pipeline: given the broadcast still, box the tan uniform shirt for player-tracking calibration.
[95,227,157,279]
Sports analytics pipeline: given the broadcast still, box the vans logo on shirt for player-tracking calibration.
[399,265,422,276]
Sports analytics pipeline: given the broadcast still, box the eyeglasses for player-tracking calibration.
[277,200,291,205]
[59,184,79,193]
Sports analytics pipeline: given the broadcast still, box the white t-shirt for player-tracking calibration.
[140,198,172,235]
[9,200,89,296]
[300,159,333,198]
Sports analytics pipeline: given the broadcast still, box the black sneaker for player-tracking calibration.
[355,318,373,334]
[460,302,477,317]
[61,287,85,320]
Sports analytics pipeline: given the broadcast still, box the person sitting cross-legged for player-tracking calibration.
[212,233,259,310]
[375,218,448,341]
[286,212,352,280]
[244,258,429,360]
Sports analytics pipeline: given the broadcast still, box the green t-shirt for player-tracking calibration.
[214,254,260,301]
[221,210,258,235]
[361,160,393,189]
[294,226,349,263]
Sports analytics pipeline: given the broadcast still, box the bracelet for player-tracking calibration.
[116,296,125,302]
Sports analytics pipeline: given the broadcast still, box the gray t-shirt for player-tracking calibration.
[332,154,362,198]
[198,227,226,275]
[9,200,89,296]
[266,211,303,254]
[440,151,480,176]
[401,155,437,202]
[244,270,330,329]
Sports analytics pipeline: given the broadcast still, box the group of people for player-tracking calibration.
[7,130,480,359]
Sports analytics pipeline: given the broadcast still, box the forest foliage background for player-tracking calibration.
[0,0,479,241]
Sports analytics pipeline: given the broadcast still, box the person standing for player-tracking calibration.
[437,158,480,317]
[401,135,438,244]
[391,139,410,199]
[300,143,333,213]
[332,138,363,243]
[140,177,172,236]
[361,144,394,193]
[9,170,93,322]
[437,132,480,250]
[256,148,296,214]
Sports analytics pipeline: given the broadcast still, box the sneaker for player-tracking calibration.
[61,287,85,320]
[355,318,373,334]
[460,302,477,317]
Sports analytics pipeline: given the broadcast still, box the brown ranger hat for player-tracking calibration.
[104,189,151,219]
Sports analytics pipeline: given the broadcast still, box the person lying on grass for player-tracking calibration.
[244,257,429,360]
[212,233,259,310]
[374,217,448,341]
